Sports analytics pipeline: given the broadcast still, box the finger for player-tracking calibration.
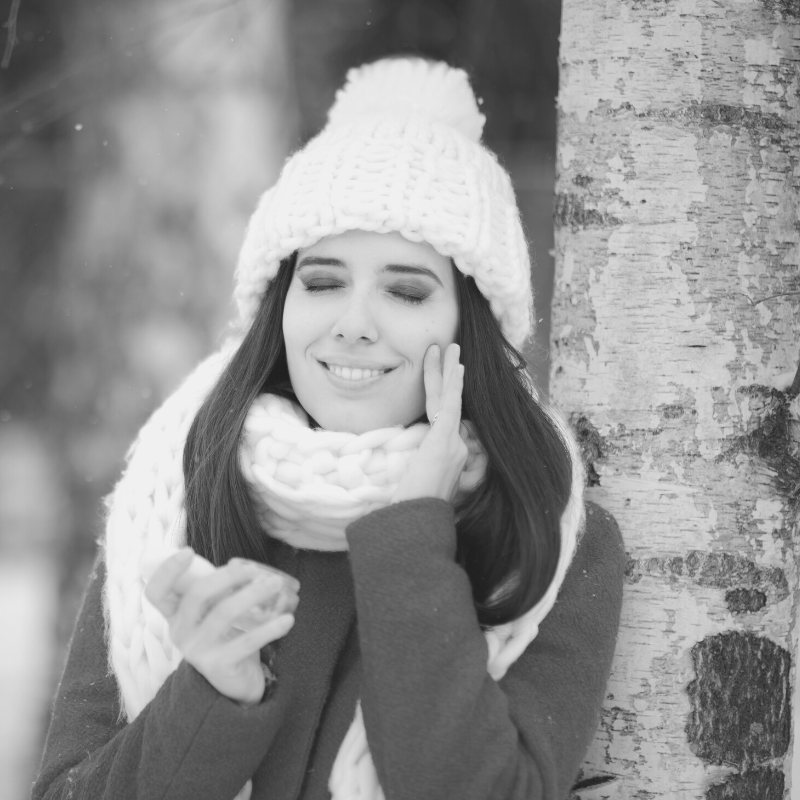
[262,584,299,615]
[459,420,475,446]
[236,581,299,617]
[442,342,461,384]
[423,344,443,423]
[437,344,464,430]
[223,613,296,663]
[228,558,300,593]
[144,548,194,616]
[177,562,259,628]
[232,584,300,631]
[199,573,288,641]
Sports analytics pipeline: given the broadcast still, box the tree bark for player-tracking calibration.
[553,2,800,798]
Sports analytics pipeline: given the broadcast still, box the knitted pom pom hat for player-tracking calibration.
[234,57,534,348]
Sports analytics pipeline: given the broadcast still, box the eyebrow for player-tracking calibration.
[296,257,444,286]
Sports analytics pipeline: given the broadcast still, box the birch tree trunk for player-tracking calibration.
[552,2,800,798]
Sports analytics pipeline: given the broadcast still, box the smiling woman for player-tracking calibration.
[33,57,625,800]
[284,231,459,433]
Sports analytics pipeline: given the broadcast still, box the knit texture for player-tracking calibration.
[240,394,486,551]
[102,354,585,800]
[233,58,534,348]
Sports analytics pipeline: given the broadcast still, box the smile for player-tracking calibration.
[321,362,393,382]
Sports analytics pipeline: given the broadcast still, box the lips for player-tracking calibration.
[319,360,395,382]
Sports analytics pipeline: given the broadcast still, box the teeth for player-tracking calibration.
[326,364,385,381]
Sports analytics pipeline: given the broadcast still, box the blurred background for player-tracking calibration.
[0,0,561,796]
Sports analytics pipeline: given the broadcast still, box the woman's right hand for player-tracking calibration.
[392,342,468,504]
[145,549,299,706]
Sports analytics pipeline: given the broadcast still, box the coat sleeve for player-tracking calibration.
[346,499,625,800]
[32,556,291,800]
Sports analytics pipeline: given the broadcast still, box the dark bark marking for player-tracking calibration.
[554,193,622,231]
[705,767,785,800]
[720,384,800,514]
[625,551,788,601]
[686,632,791,768]
[761,0,800,19]
[572,174,593,187]
[624,0,675,14]
[602,705,638,734]
[635,102,789,133]
[725,588,767,614]
[570,413,604,487]
[686,103,788,131]
[659,403,686,419]
[571,773,617,791]
[788,357,800,398]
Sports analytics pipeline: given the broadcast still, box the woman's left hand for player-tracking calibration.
[393,342,468,504]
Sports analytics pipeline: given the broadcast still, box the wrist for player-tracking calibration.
[236,661,275,708]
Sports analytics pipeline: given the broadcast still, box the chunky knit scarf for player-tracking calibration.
[239,393,487,552]
[103,342,584,800]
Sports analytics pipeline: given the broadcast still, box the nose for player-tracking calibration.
[330,291,378,343]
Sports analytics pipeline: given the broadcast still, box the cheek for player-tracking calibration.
[413,305,459,353]
[400,312,459,383]
[282,292,313,360]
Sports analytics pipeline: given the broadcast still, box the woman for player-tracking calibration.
[34,58,625,800]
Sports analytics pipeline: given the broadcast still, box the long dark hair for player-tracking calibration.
[184,256,574,626]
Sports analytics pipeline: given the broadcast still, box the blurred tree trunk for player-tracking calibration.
[553,1,800,798]
[52,0,294,625]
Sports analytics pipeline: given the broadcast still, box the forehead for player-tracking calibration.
[297,230,452,273]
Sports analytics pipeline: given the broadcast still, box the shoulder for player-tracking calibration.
[576,500,626,574]
[71,554,111,652]
[557,500,626,617]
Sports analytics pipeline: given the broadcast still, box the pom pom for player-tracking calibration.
[326,57,485,142]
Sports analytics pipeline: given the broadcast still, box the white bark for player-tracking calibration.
[553,2,800,797]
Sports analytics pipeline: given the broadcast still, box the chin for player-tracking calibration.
[316,416,394,434]
[312,406,418,434]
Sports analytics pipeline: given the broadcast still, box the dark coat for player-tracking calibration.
[33,499,625,800]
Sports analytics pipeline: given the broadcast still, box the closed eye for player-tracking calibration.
[388,284,429,305]
[303,279,344,293]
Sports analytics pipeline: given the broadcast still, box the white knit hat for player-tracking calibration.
[234,57,534,348]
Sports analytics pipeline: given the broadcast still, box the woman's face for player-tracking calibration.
[282,230,459,433]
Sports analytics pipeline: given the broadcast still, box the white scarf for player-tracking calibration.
[239,393,486,551]
[102,343,584,800]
